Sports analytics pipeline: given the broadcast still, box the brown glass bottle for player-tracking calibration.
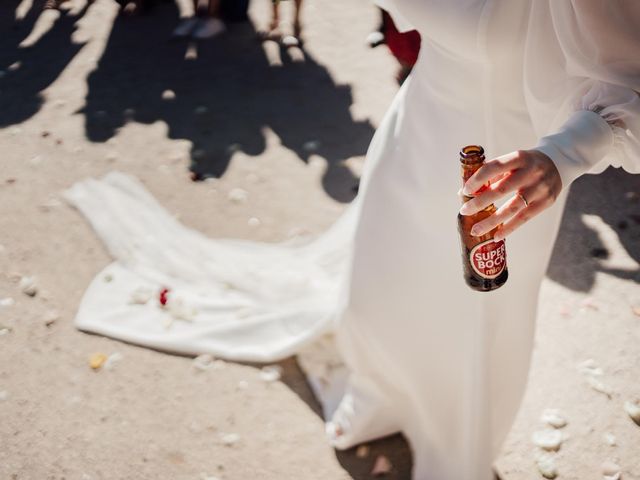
[457,145,508,292]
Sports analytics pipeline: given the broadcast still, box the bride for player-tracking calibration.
[66,1,640,479]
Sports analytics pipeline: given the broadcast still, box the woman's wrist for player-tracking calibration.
[532,109,615,189]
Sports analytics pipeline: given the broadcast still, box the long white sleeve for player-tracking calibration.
[525,0,640,188]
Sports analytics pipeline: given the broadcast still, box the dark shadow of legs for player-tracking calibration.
[547,167,640,291]
[82,2,372,202]
[0,1,89,127]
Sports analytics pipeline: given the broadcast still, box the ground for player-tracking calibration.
[1,1,639,479]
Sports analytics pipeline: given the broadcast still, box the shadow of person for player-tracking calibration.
[83,2,372,203]
[0,1,90,127]
[547,167,640,292]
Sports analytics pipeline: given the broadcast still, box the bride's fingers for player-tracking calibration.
[469,192,528,237]
[459,169,529,216]
[462,151,525,196]
[493,195,552,241]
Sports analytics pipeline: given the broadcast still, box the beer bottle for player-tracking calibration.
[457,145,508,292]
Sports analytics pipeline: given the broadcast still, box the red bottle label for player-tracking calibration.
[469,239,506,279]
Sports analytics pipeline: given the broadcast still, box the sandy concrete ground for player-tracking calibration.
[1,1,639,479]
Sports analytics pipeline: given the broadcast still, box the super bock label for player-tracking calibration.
[469,239,506,279]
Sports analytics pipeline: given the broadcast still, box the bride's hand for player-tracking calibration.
[458,149,562,241]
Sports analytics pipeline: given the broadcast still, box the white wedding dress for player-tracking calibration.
[65,1,640,479]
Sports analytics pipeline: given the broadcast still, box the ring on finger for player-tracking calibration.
[516,191,529,208]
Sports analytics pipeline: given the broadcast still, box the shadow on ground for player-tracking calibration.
[1,1,371,202]
[86,2,371,203]
[547,167,640,292]
[0,1,89,127]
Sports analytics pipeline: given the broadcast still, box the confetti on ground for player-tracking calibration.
[587,376,613,398]
[536,454,558,479]
[259,365,283,383]
[540,409,567,429]
[0,297,15,308]
[220,433,240,446]
[601,460,621,480]
[532,429,563,451]
[19,276,38,297]
[371,455,392,476]
[89,353,108,370]
[604,433,617,446]
[228,188,248,203]
[161,89,176,101]
[104,352,124,370]
[356,445,370,458]
[624,400,640,426]
[44,310,60,327]
[247,217,261,227]
[192,354,215,371]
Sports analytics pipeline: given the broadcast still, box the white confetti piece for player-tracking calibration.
[624,400,640,425]
[540,409,567,429]
[536,454,558,479]
[228,188,248,203]
[129,287,153,305]
[371,455,392,476]
[192,354,215,371]
[259,365,283,383]
[532,429,563,451]
[20,276,37,297]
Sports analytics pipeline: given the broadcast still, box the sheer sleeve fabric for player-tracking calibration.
[525,0,640,188]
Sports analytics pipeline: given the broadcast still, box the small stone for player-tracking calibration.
[220,433,240,446]
[20,276,38,297]
[536,454,558,479]
[104,352,124,370]
[587,376,613,398]
[44,310,60,327]
[303,140,321,152]
[0,297,15,308]
[0,326,11,336]
[356,444,370,458]
[194,105,208,115]
[604,433,617,446]
[161,89,176,100]
[532,429,563,451]
[228,188,248,203]
[540,409,567,429]
[624,400,640,426]
[0,390,8,401]
[192,354,215,371]
[129,286,153,305]
[247,217,261,227]
[89,353,108,370]
[259,365,283,383]
[371,455,392,476]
